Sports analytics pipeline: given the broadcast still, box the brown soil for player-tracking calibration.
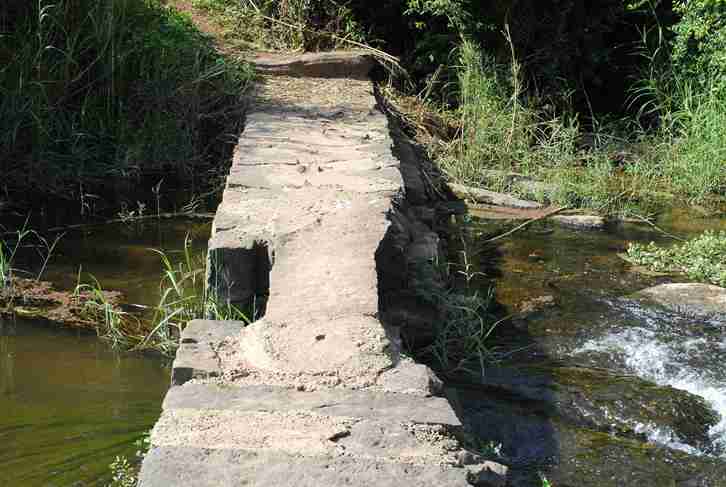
[0,278,124,330]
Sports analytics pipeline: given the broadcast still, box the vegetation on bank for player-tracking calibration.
[626,230,726,286]
[182,0,725,215]
[1,226,247,356]
[76,235,248,355]
[0,0,253,208]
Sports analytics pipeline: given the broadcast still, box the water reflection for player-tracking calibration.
[0,317,169,486]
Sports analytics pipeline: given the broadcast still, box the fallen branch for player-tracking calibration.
[482,206,569,244]
[244,0,408,78]
[40,212,214,234]
[622,213,686,242]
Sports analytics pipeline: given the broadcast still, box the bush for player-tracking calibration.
[191,0,366,51]
[0,0,253,202]
[671,0,726,97]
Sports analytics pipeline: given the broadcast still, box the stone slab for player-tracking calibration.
[171,320,245,386]
[449,183,543,209]
[163,383,460,426]
[251,51,376,80]
[552,214,606,229]
[139,446,473,487]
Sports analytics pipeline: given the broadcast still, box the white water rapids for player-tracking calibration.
[575,298,726,456]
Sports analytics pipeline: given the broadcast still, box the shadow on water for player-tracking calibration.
[451,212,726,486]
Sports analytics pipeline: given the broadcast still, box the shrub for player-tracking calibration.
[0,0,253,202]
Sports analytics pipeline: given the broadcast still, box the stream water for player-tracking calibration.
[0,218,211,486]
[459,209,726,486]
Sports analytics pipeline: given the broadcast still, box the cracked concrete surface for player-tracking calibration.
[139,51,506,486]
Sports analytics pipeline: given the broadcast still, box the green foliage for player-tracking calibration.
[0,0,253,201]
[106,432,150,487]
[107,456,136,487]
[145,233,249,354]
[0,220,59,291]
[671,0,726,96]
[662,88,726,199]
[77,277,138,349]
[407,251,502,377]
[79,234,249,356]
[191,0,366,51]
[626,230,726,286]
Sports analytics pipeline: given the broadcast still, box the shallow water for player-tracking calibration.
[462,209,726,484]
[0,218,210,486]
[0,319,169,486]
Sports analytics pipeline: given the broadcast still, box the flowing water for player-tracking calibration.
[458,210,726,486]
[0,218,211,486]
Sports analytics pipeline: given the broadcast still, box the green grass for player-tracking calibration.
[0,0,253,203]
[406,249,503,378]
[0,220,56,291]
[77,234,249,355]
[190,0,365,52]
[625,230,726,286]
[430,39,725,215]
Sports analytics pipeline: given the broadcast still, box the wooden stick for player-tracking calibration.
[482,206,569,244]
[245,0,406,72]
[1,212,214,236]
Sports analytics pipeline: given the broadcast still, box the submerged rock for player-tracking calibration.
[634,283,726,319]
[551,214,606,230]
[454,390,726,487]
[455,364,719,452]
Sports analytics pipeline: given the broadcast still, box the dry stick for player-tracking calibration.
[626,213,687,242]
[39,212,214,234]
[244,0,406,73]
[483,206,569,244]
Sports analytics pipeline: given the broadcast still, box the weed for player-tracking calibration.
[0,219,42,290]
[106,431,150,487]
[107,456,137,487]
[406,245,503,378]
[76,277,139,350]
[190,0,366,52]
[625,230,726,286]
[0,1,253,204]
[75,234,249,355]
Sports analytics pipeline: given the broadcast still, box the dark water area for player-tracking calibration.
[0,218,211,486]
[0,319,169,486]
[457,209,726,486]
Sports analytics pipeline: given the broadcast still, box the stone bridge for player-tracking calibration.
[138,52,505,487]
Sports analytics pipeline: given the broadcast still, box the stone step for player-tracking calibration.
[138,446,474,487]
[150,408,459,463]
[171,320,246,386]
[162,383,460,426]
[250,51,376,80]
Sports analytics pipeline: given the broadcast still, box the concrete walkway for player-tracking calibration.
[139,52,505,487]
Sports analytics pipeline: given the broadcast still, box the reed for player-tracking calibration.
[0,0,253,203]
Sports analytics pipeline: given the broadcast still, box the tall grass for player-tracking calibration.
[0,220,38,290]
[190,0,366,52]
[660,87,726,201]
[438,36,724,214]
[406,251,503,378]
[78,235,248,355]
[0,0,253,202]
